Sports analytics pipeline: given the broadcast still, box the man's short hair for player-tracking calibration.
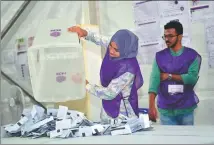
[164,20,183,35]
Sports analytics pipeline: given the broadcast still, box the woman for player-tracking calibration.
[68,27,143,124]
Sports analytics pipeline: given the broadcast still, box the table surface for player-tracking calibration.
[1,125,214,144]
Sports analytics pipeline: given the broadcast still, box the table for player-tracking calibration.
[1,125,214,144]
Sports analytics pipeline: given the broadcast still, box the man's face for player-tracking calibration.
[163,28,181,48]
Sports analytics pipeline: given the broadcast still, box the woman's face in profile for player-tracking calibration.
[109,41,120,58]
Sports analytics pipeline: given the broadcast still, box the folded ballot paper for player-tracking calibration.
[2,105,153,139]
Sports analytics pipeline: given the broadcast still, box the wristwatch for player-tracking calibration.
[168,74,172,80]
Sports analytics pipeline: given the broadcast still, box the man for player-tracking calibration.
[148,21,201,125]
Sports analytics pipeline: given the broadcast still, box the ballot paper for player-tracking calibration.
[4,117,28,133]
[78,126,93,137]
[31,105,46,122]
[21,108,32,118]
[60,129,71,138]
[110,118,123,127]
[50,129,63,138]
[56,119,72,130]
[57,106,68,119]
[102,125,111,135]
[91,124,105,135]
[71,112,83,121]
[139,114,150,129]
[126,118,144,133]
[3,105,154,139]
[1,125,13,138]
[47,108,58,117]
[25,116,54,133]
[110,125,132,136]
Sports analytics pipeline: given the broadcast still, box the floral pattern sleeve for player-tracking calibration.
[86,72,135,100]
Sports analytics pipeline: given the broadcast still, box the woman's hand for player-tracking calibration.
[86,80,89,85]
[68,26,88,38]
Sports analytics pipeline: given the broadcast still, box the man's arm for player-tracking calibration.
[149,59,161,95]
[149,59,160,107]
[160,73,182,82]
[181,56,200,85]
[160,56,200,85]
[148,59,160,121]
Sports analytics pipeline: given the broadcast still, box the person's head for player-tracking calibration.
[108,29,138,60]
[163,21,183,48]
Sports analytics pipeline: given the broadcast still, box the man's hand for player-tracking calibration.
[161,73,183,82]
[149,92,158,122]
[149,106,158,122]
[68,26,88,38]
[160,73,169,81]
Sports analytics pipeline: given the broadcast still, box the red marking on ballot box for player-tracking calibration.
[71,73,82,84]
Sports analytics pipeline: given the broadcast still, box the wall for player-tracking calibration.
[96,1,214,125]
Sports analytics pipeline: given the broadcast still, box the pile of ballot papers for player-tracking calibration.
[2,105,153,139]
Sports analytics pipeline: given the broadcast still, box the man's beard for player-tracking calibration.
[166,37,178,48]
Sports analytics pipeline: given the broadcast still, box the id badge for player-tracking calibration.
[168,85,184,95]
